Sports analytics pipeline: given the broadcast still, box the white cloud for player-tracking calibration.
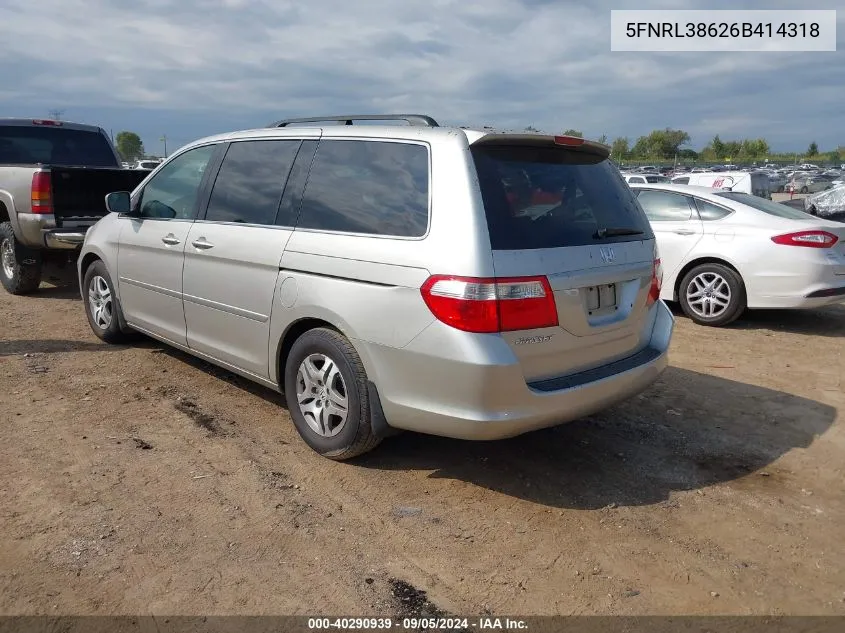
[0,0,842,151]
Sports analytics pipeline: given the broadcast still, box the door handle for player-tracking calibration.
[191,238,214,250]
[161,234,181,245]
[673,229,696,235]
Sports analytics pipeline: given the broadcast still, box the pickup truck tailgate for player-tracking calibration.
[50,167,149,225]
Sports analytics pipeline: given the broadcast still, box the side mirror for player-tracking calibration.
[105,191,131,214]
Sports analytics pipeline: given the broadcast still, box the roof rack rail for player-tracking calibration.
[269,114,439,128]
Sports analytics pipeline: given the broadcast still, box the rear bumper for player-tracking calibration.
[363,300,674,441]
[14,213,88,250]
[752,283,845,309]
[42,229,86,249]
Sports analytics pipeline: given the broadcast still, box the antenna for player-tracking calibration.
[48,109,65,121]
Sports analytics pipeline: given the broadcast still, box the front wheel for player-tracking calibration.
[800,186,809,194]
[284,328,381,460]
[0,221,42,295]
[678,263,746,327]
[83,260,132,344]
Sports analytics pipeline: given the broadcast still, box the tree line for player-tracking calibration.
[540,127,842,164]
[114,125,842,165]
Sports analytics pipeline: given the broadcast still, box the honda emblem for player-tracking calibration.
[599,246,615,264]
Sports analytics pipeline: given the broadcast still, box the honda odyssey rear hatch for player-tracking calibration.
[470,135,661,383]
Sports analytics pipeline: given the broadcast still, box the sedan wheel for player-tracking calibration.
[679,263,746,327]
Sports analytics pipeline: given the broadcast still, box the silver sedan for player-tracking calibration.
[630,183,845,326]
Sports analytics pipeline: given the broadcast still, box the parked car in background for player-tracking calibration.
[804,185,845,223]
[786,174,835,194]
[77,115,673,459]
[630,183,845,326]
[0,118,150,295]
[767,172,787,193]
[624,173,671,184]
[670,171,771,199]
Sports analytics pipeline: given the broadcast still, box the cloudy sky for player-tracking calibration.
[1,0,842,156]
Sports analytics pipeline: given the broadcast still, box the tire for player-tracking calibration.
[800,186,809,194]
[807,205,817,216]
[284,327,381,460]
[82,260,132,344]
[678,263,746,327]
[0,221,42,295]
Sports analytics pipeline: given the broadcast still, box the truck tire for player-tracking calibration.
[0,221,42,295]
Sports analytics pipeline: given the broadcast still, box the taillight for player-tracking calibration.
[646,245,663,308]
[31,119,62,126]
[30,171,53,214]
[554,135,584,147]
[420,275,559,333]
[771,231,838,248]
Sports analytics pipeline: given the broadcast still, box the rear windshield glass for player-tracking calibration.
[0,125,118,167]
[472,145,653,250]
[715,192,813,219]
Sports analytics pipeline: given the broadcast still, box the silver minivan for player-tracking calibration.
[78,115,674,459]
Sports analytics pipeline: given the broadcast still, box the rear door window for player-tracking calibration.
[296,140,429,237]
[204,140,300,225]
[693,198,733,220]
[472,145,652,250]
[635,190,694,222]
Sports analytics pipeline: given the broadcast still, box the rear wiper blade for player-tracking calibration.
[593,227,645,239]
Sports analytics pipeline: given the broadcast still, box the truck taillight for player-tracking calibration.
[31,172,53,214]
[420,275,559,333]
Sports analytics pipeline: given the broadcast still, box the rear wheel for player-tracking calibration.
[678,263,746,327]
[284,328,381,460]
[83,260,132,344]
[800,186,809,194]
[0,221,42,295]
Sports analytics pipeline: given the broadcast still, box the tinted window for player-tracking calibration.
[472,145,652,250]
[0,125,118,167]
[715,192,814,219]
[694,198,733,221]
[296,140,429,236]
[636,190,693,221]
[628,176,645,183]
[645,175,670,183]
[138,144,216,220]
[673,177,691,185]
[205,140,300,225]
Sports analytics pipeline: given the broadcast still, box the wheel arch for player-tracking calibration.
[0,192,21,236]
[673,257,744,302]
[273,315,379,391]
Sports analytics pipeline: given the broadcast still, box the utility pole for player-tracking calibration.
[48,109,65,121]
[160,135,168,158]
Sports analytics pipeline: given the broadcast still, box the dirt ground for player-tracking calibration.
[1,265,843,617]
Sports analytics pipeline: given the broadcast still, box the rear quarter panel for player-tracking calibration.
[0,167,35,235]
[269,132,495,386]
